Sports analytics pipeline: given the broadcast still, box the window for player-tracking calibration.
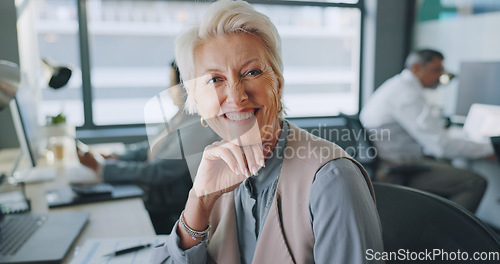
[254,4,361,117]
[86,1,210,125]
[35,0,83,126]
[34,0,363,130]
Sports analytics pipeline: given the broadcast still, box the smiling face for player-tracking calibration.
[189,33,282,147]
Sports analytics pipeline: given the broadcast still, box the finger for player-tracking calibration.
[242,145,258,176]
[204,144,239,174]
[223,143,249,177]
[252,143,265,167]
[217,148,241,175]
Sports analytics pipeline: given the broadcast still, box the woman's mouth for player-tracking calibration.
[223,109,258,121]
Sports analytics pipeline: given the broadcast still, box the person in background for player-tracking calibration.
[360,49,494,213]
[153,1,383,263]
[77,61,219,234]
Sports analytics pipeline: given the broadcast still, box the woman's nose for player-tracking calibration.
[225,82,248,105]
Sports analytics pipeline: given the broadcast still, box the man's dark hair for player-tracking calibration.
[405,49,444,69]
[171,60,181,85]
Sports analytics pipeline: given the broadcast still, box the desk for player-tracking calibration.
[0,148,156,264]
[459,158,500,230]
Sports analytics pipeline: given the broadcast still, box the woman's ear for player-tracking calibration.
[277,77,283,98]
[183,78,198,105]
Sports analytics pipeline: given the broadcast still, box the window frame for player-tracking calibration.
[74,0,365,141]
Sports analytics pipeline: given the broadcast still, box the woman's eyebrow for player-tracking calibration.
[241,58,261,68]
[201,58,262,76]
[201,69,223,76]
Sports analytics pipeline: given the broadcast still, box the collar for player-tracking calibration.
[401,69,424,90]
[245,119,289,194]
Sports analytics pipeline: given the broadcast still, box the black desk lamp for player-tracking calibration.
[41,58,72,89]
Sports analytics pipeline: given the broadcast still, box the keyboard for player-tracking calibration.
[0,215,47,255]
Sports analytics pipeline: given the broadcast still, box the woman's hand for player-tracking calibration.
[178,140,264,249]
[193,140,265,200]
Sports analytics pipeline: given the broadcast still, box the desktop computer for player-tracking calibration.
[1,90,90,264]
[9,93,143,208]
[8,74,98,184]
[454,61,500,117]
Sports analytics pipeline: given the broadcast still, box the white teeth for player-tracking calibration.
[225,111,254,121]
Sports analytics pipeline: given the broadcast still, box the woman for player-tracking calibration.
[153,1,383,263]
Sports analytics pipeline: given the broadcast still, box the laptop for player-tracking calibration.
[463,104,500,143]
[46,183,143,208]
[0,207,88,264]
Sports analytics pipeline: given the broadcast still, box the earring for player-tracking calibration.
[200,116,209,128]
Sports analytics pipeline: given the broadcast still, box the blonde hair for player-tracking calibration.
[175,0,284,114]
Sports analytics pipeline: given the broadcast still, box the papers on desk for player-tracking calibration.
[12,167,57,183]
[69,236,168,264]
[463,104,500,143]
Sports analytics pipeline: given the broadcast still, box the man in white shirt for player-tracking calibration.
[360,49,494,213]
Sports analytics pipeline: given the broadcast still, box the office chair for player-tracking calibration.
[374,182,500,262]
[338,113,430,184]
[337,113,378,180]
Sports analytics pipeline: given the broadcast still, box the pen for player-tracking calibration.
[104,243,152,257]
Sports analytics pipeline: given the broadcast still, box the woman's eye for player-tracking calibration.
[246,69,262,76]
[207,77,221,84]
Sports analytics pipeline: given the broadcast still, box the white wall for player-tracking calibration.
[17,0,42,103]
[414,11,500,115]
[0,0,42,149]
[0,0,20,148]
[362,0,413,107]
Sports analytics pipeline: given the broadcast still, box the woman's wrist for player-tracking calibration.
[183,189,217,226]
[179,210,210,242]
[178,190,217,249]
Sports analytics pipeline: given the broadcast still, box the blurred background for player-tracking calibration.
[1,0,499,145]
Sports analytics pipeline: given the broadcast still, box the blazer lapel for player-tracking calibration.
[252,192,295,264]
[207,192,241,264]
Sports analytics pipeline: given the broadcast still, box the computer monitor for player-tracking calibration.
[9,83,55,182]
[10,98,40,168]
[455,61,500,116]
[287,115,378,178]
